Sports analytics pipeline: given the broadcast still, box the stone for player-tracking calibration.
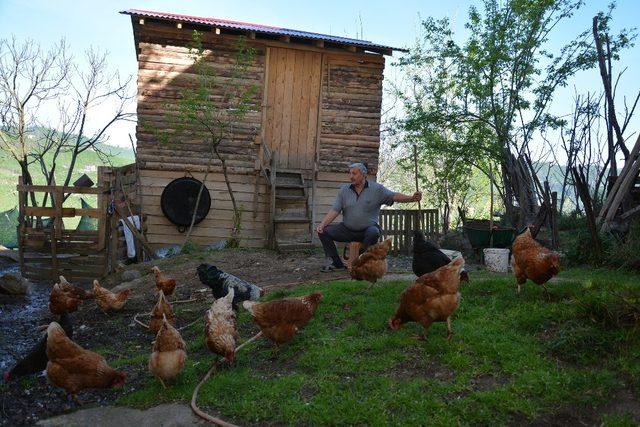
[0,272,30,295]
[121,269,142,282]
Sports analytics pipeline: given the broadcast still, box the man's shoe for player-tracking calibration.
[320,260,346,273]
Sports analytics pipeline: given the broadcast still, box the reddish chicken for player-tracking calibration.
[49,283,82,316]
[243,292,323,345]
[92,280,132,313]
[350,238,392,283]
[152,266,177,296]
[46,321,126,403]
[149,290,176,334]
[389,257,465,340]
[205,288,237,363]
[148,315,187,388]
[511,228,561,296]
[58,276,94,300]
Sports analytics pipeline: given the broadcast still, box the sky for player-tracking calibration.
[1,0,639,152]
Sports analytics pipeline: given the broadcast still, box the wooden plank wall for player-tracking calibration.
[133,20,386,248]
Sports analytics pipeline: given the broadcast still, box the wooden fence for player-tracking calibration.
[17,164,142,284]
[379,209,439,255]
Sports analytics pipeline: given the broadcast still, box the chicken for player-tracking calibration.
[349,238,392,283]
[412,231,469,282]
[151,266,176,296]
[243,292,322,346]
[58,276,94,300]
[511,227,561,296]
[149,290,176,334]
[148,315,187,388]
[205,288,237,363]
[197,264,264,309]
[92,280,132,313]
[49,283,82,316]
[389,257,465,340]
[46,321,126,402]
[4,312,73,382]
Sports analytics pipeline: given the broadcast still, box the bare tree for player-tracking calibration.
[0,37,70,206]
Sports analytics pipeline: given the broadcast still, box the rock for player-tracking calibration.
[0,272,30,295]
[206,240,228,251]
[121,269,142,282]
[156,245,181,258]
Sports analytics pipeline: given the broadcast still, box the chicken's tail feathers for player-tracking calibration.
[59,275,69,285]
[46,321,65,338]
[242,300,257,315]
[225,286,235,301]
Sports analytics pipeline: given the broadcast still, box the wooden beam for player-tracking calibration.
[314,40,324,48]
[280,35,290,43]
[248,31,256,39]
[345,45,357,52]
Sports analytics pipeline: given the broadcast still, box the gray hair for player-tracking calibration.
[348,162,368,175]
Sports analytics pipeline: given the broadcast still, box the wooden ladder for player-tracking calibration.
[272,169,314,251]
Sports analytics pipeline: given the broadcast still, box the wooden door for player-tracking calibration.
[264,47,322,170]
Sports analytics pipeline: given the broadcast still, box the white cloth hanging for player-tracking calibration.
[119,215,141,259]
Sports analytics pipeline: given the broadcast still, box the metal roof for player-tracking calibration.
[120,9,406,54]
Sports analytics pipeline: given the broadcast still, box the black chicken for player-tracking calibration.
[412,230,469,282]
[3,312,73,382]
[197,264,264,309]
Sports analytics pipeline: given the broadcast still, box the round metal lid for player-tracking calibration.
[160,177,211,228]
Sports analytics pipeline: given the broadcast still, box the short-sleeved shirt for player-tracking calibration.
[331,180,395,231]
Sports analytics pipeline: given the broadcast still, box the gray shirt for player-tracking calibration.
[332,180,395,231]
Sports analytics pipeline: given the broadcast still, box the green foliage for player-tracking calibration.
[179,239,203,255]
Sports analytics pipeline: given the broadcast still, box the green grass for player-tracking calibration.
[112,269,640,425]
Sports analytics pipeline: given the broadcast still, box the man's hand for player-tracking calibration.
[412,191,423,202]
[316,224,324,234]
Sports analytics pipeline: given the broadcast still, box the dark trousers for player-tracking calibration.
[318,222,381,263]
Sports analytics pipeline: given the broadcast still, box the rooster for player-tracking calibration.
[389,257,465,340]
[511,227,561,297]
[3,312,73,382]
[148,315,187,388]
[243,292,322,346]
[149,290,176,334]
[151,266,176,296]
[92,280,132,313]
[197,264,264,309]
[49,283,82,316]
[412,231,469,282]
[46,321,126,403]
[58,276,94,300]
[205,288,237,363]
[350,238,392,283]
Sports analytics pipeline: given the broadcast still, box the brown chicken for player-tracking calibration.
[46,321,126,403]
[49,283,82,316]
[389,257,465,340]
[511,228,561,296]
[152,266,177,296]
[243,292,322,346]
[58,276,94,300]
[148,315,187,388]
[205,288,237,363]
[92,280,132,313]
[350,238,392,283]
[149,290,176,334]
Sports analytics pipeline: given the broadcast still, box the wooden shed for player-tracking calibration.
[122,9,405,250]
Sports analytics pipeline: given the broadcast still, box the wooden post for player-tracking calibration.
[269,151,278,249]
[17,176,25,276]
[489,164,494,247]
[413,144,422,230]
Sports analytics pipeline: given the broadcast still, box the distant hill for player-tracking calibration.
[0,139,135,211]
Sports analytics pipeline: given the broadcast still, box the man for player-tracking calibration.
[316,162,422,272]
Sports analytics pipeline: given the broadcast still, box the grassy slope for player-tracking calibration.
[112,268,640,426]
[0,144,135,211]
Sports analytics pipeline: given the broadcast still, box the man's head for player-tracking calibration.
[349,162,368,186]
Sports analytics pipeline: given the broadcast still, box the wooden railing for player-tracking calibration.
[379,209,439,255]
[17,176,109,283]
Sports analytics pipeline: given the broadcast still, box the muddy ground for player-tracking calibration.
[0,249,415,426]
